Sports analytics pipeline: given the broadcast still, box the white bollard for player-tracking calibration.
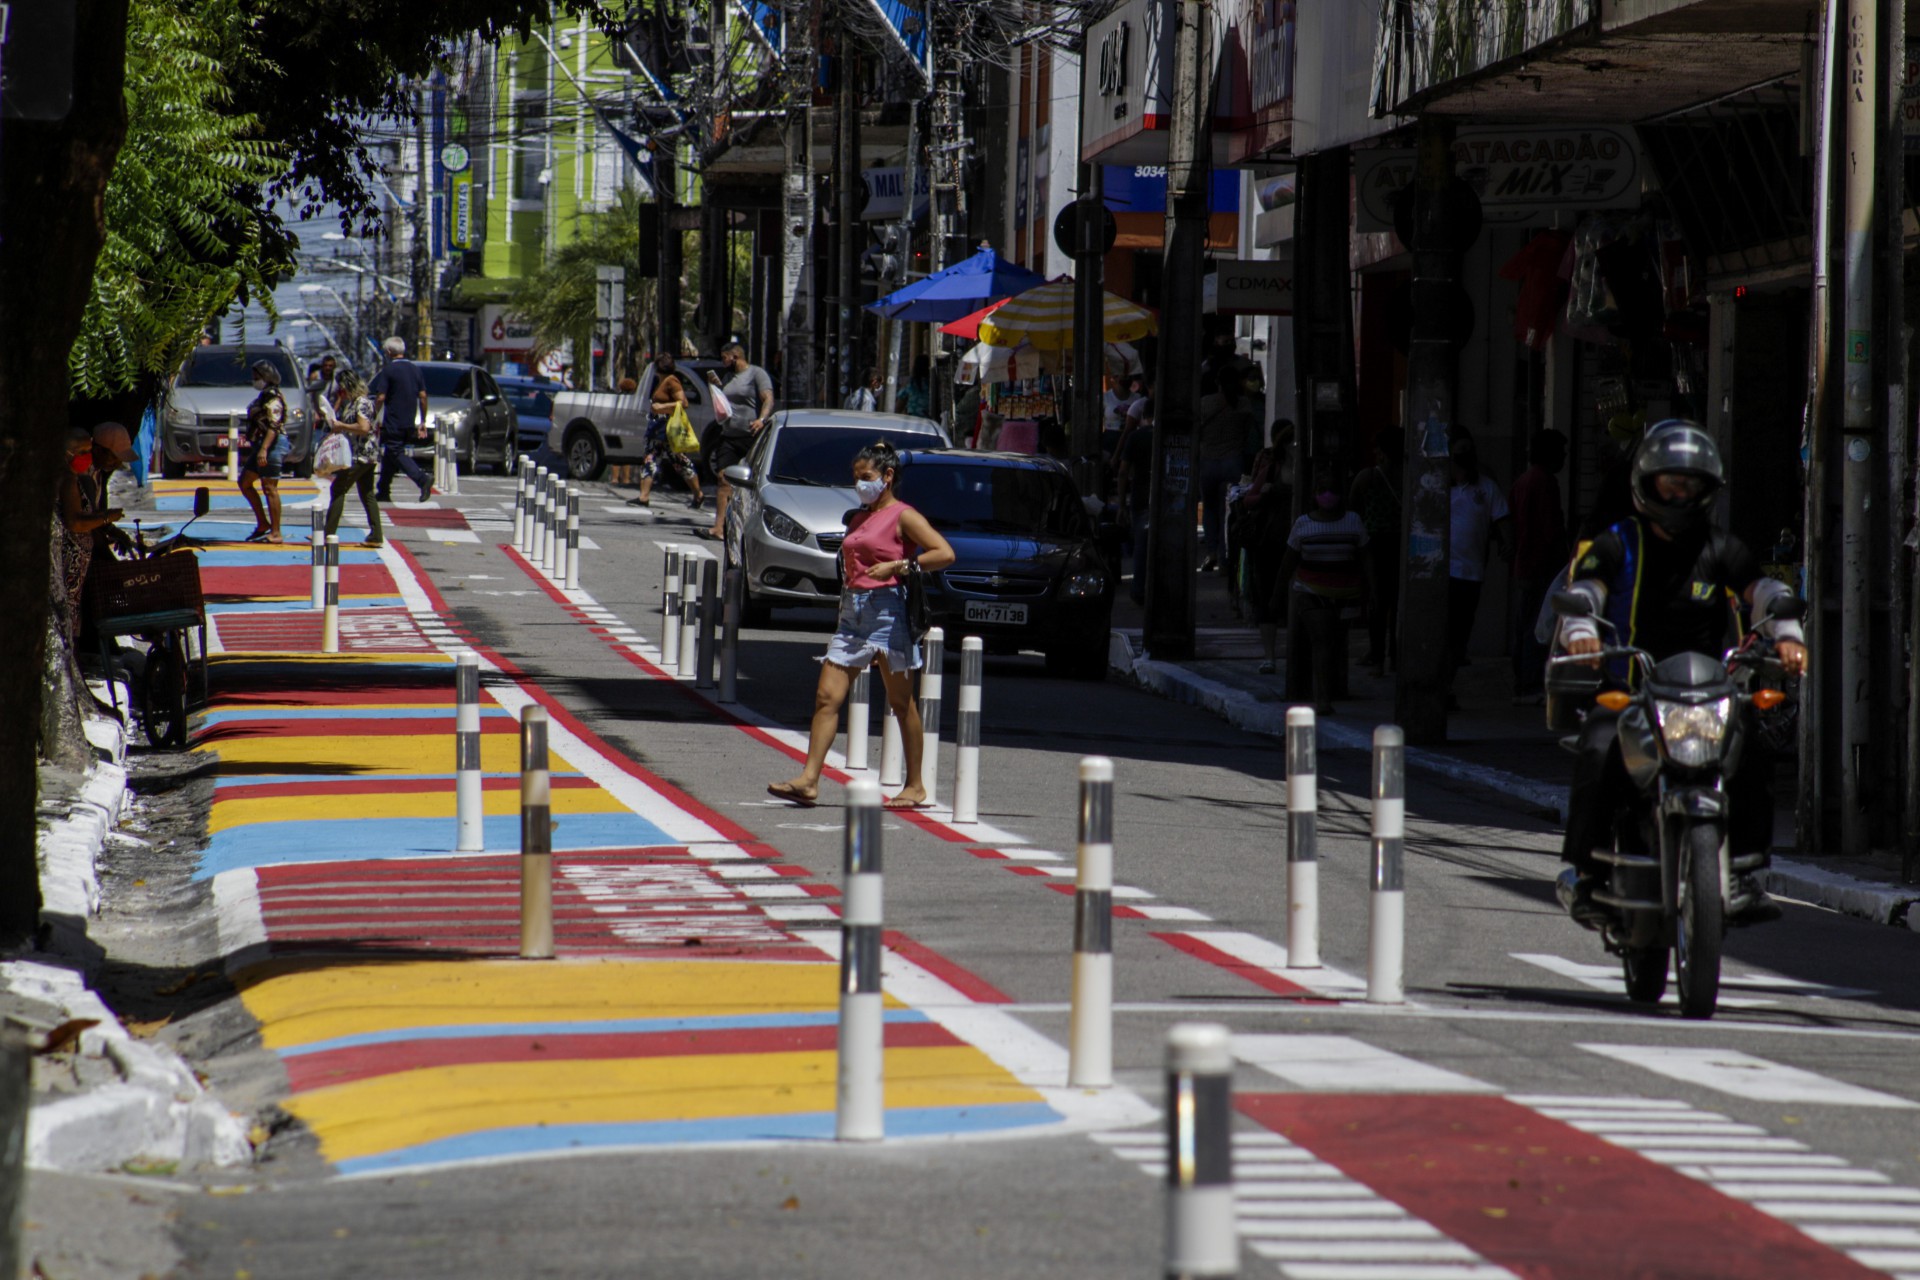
[919,628,943,808]
[309,507,325,609]
[661,547,683,667]
[1165,1023,1236,1279]
[1286,706,1320,970]
[455,652,484,852]
[1069,757,1115,1088]
[225,414,241,484]
[530,466,549,565]
[320,535,341,654]
[846,668,871,771]
[952,637,983,824]
[836,778,885,1141]
[879,699,904,789]
[677,556,700,679]
[512,464,528,550]
[564,489,581,590]
[546,478,564,578]
[1369,726,1406,1005]
[519,707,553,959]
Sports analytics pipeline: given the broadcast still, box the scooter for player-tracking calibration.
[1547,589,1799,1020]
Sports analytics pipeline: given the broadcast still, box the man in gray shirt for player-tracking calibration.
[709,342,775,539]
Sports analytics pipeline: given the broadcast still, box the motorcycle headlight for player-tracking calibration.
[1065,570,1108,597]
[1654,697,1732,768]
[762,506,808,545]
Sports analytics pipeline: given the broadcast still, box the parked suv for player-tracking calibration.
[893,449,1114,680]
[161,344,309,479]
[547,359,727,481]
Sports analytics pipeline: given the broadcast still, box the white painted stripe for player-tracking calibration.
[758,904,838,922]
[1234,1034,1491,1094]
[1530,1107,1728,1121]
[1236,1202,1410,1219]
[1640,1151,1846,1167]
[1234,1181,1379,1198]
[1176,931,1369,995]
[1510,954,1777,1008]
[1716,1185,1920,1202]
[1607,1136,1809,1151]
[1135,1164,1346,1179]
[1579,1044,1919,1109]
[1803,1226,1920,1247]
[1750,1204,1920,1221]
[1257,1243,1481,1262]
[1509,1095,1692,1110]
[735,884,808,899]
[1112,885,1155,900]
[1240,1221,1443,1240]
[710,864,779,879]
[1566,1121,1771,1136]
[1130,905,1214,921]
[1687,1165,1889,1183]
[1263,1266,1516,1280]
[1851,1252,1920,1270]
[996,848,1065,861]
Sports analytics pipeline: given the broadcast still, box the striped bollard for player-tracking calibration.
[661,544,681,618]
[952,637,983,824]
[225,414,240,484]
[677,557,701,679]
[1369,726,1406,1005]
[694,558,719,690]
[879,699,904,789]
[547,479,564,578]
[846,668,871,770]
[564,489,581,590]
[309,507,325,609]
[1069,757,1115,1088]
[662,547,683,667]
[919,628,944,807]
[539,475,555,575]
[512,466,528,550]
[1286,707,1320,970]
[455,652,484,852]
[519,706,553,959]
[836,778,885,1141]
[319,535,341,654]
[530,467,548,565]
[432,423,446,493]
[718,565,742,704]
[446,426,460,496]
[1165,1023,1236,1279]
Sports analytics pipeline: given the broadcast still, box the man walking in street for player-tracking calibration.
[1509,428,1567,704]
[709,342,775,540]
[369,336,432,503]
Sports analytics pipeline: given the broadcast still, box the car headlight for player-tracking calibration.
[1065,571,1108,597]
[1654,697,1732,768]
[763,506,808,545]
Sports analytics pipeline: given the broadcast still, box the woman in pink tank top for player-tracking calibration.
[769,439,954,810]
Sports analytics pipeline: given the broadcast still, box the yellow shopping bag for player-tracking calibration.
[665,404,699,454]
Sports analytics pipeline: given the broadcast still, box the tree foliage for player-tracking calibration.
[69,0,288,397]
[505,186,644,364]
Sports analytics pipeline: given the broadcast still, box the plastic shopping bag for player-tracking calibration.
[313,430,354,477]
[665,404,699,454]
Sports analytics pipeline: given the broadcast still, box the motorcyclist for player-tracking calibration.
[1554,419,1807,926]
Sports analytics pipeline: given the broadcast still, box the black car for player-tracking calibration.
[893,450,1114,680]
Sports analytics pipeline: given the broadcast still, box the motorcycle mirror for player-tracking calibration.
[192,487,211,518]
[1550,588,1593,619]
[1770,597,1807,621]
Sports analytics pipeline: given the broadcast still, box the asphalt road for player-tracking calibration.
[165,473,1920,1279]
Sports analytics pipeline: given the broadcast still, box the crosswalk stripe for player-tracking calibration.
[1239,1221,1445,1239]
[1578,1044,1919,1109]
[1806,1226,1920,1247]
[1253,1262,1517,1279]
[1252,1242,1482,1262]
[1234,1034,1492,1094]
[1509,953,1778,1007]
[1759,1204,1920,1221]
[1717,1185,1920,1203]
[1683,1165,1889,1182]
[1237,1202,1409,1219]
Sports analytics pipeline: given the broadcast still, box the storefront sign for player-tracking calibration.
[449,173,474,250]
[1230,0,1295,161]
[1204,255,1294,315]
[1080,0,1176,164]
[1355,125,1642,232]
[481,304,537,354]
[859,165,930,221]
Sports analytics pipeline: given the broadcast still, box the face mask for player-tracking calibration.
[252,379,267,391]
[69,454,92,475]
[1316,491,1339,510]
[854,478,887,506]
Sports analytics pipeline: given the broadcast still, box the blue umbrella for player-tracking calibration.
[867,244,1048,322]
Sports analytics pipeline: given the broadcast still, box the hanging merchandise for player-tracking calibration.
[1656,218,1707,345]
[1497,228,1572,351]
[1564,214,1622,333]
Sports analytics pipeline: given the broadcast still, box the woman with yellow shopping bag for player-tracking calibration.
[628,353,706,509]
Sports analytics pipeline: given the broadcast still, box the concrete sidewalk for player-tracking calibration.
[1108,567,1920,929]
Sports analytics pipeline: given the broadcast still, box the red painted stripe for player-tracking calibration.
[203,564,398,595]
[1236,1094,1880,1280]
[968,847,1008,859]
[1004,865,1049,878]
[1044,882,1075,895]
[882,930,1013,1005]
[1150,932,1324,1000]
[382,508,469,528]
[283,1021,960,1091]
[1112,905,1148,920]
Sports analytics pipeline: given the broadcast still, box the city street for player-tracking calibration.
[97,476,1920,1280]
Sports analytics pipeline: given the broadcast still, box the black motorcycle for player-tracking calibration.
[1547,590,1798,1020]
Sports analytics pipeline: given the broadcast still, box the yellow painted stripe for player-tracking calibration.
[240,960,851,1048]
[196,733,567,778]
[211,784,626,833]
[289,1045,1041,1162]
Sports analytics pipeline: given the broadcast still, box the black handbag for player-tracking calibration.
[902,559,931,640]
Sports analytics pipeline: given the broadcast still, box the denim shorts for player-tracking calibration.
[824,586,921,673]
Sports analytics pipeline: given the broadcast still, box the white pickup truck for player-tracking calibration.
[545,357,727,480]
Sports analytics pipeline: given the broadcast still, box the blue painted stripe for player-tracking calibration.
[200,706,515,727]
[214,770,584,787]
[193,812,677,879]
[279,1011,931,1058]
[200,550,385,566]
[332,1103,1062,1175]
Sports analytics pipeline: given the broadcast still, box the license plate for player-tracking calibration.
[964,600,1028,626]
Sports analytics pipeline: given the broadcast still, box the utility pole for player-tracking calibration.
[413,82,434,355]
[1395,117,1479,743]
[883,98,919,407]
[1070,161,1106,488]
[1144,0,1212,660]
[1801,0,1839,854]
[836,47,862,405]
[659,144,683,359]
[1838,0,1877,857]
[780,0,815,403]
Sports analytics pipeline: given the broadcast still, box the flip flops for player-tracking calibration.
[766,781,818,808]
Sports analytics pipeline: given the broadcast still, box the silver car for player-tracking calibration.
[400,361,518,475]
[721,410,949,621]
[161,344,310,478]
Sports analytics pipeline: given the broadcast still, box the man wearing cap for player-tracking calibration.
[86,423,138,555]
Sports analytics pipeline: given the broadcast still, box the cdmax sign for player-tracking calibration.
[1205,256,1294,316]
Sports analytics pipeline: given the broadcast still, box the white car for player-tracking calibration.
[721,410,949,622]
[547,359,727,481]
